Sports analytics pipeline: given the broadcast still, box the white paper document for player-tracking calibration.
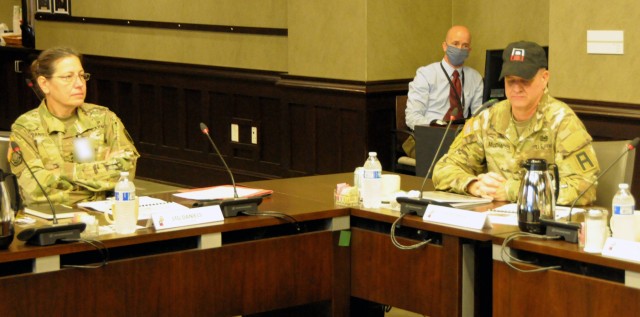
[173,185,272,201]
[486,203,584,221]
[421,191,493,207]
[78,196,189,220]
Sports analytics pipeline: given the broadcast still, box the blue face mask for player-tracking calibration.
[446,45,469,66]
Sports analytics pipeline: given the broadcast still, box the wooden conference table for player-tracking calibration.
[0,173,639,316]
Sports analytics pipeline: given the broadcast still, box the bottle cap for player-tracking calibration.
[120,171,129,176]
[368,152,377,157]
[619,183,629,189]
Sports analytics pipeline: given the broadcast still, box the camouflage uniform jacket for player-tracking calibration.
[10,101,140,206]
[433,90,600,205]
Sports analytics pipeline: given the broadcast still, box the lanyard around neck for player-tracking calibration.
[440,62,466,117]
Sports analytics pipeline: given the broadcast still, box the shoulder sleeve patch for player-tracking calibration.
[570,149,598,173]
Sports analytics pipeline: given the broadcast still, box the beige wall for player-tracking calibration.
[73,0,287,28]
[29,0,548,81]
[454,0,549,77]
[550,0,640,104]
[1,0,22,32]
[19,0,640,104]
[288,0,451,81]
[35,0,288,71]
[366,0,451,81]
[288,0,367,80]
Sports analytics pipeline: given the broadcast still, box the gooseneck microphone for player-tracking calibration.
[200,123,239,199]
[397,108,460,216]
[541,137,640,243]
[10,142,85,246]
[199,123,262,217]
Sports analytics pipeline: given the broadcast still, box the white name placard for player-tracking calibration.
[601,237,640,263]
[423,204,492,230]
[151,205,224,230]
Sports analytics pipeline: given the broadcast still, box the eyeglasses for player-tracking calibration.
[49,73,91,84]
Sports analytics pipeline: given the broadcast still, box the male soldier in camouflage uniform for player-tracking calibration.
[10,47,139,206]
[433,41,599,206]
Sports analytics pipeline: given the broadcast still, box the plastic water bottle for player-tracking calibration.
[612,183,635,215]
[362,152,382,208]
[113,171,137,234]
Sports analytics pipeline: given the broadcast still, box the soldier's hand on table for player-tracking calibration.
[467,172,508,201]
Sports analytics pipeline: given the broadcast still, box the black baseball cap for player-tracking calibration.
[499,41,548,80]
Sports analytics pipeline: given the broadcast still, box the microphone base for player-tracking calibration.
[540,218,580,243]
[220,197,263,217]
[397,197,450,217]
[17,223,87,246]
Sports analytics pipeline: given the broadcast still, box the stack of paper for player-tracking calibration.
[421,191,493,207]
[173,185,273,201]
[78,196,189,220]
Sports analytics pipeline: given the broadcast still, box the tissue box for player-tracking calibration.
[334,187,360,207]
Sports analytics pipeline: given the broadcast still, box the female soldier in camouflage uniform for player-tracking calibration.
[10,47,139,206]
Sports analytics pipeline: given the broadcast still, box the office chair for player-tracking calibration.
[390,95,416,175]
[591,140,636,208]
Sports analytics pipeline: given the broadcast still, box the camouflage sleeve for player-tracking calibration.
[554,118,599,205]
[10,126,70,205]
[63,113,140,191]
[432,118,487,194]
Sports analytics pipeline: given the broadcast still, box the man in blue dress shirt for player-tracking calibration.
[403,25,484,158]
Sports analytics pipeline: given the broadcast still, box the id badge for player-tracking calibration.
[73,137,95,162]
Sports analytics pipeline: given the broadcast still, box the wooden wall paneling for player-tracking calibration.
[365,94,397,170]
[137,83,158,147]
[160,86,181,149]
[185,88,204,150]
[280,83,371,176]
[340,107,364,172]
[0,56,14,129]
[115,82,134,137]
[0,49,39,131]
[260,96,283,166]
[0,52,21,129]
[288,102,316,175]
[316,104,342,174]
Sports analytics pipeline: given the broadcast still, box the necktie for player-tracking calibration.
[444,70,463,120]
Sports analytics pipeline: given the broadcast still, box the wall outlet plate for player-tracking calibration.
[231,124,239,142]
[251,127,258,144]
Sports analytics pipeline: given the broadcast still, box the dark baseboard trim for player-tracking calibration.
[35,13,287,36]
[561,98,640,120]
[277,75,410,94]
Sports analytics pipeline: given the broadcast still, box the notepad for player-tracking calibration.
[421,191,493,207]
[173,185,273,201]
[24,204,77,220]
[78,196,189,220]
[487,203,585,221]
